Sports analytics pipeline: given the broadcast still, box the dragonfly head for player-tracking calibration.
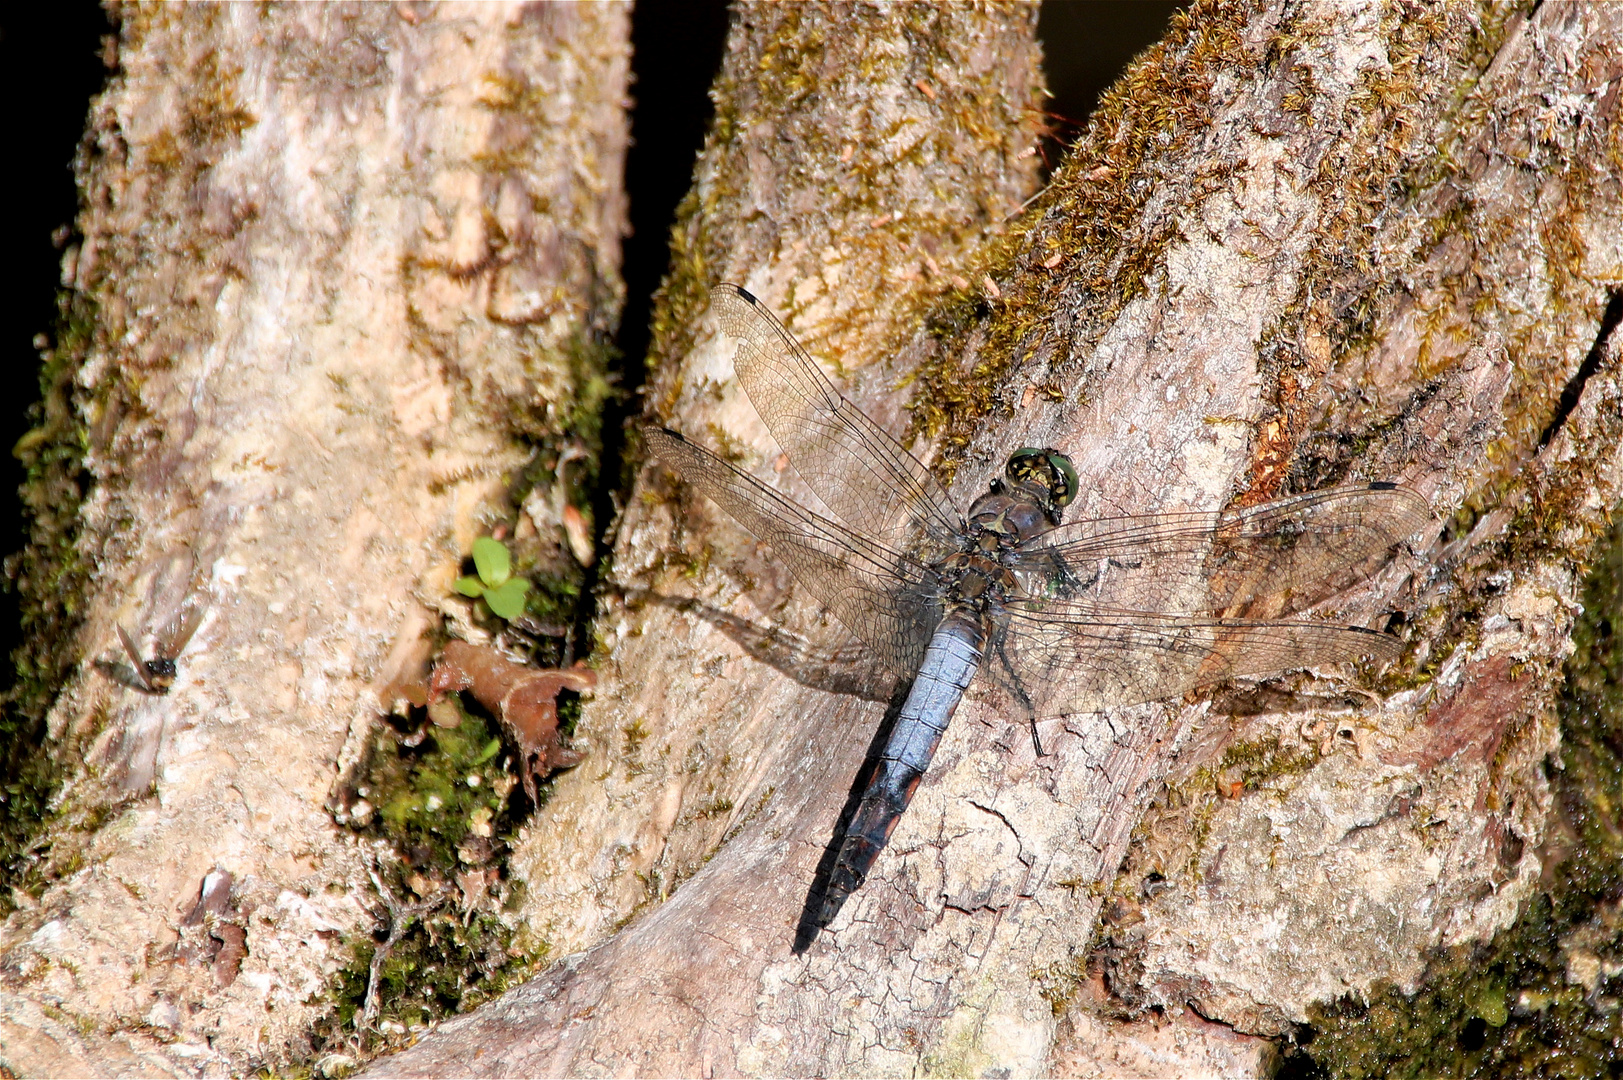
[1004,448,1078,519]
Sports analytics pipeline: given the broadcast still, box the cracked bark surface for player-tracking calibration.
[371,1,1621,1076]
[0,0,1618,1076]
[0,3,627,1075]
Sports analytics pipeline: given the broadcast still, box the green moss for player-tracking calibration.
[361,711,513,881]
[312,902,546,1063]
[1278,510,1623,1079]
[1214,735,1320,792]
[0,286,100,901]
[559,335,620,466]
[646,186,714,421]
[522,573,582,630]
[1145,734,1322,887]
[313,707,550,1058]
[902,0,1250,465]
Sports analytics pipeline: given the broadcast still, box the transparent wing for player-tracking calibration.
[987,597,1400,719]
[157,600,207,660]
[116,624,154,692]
[1010,484,1432,616]
[646,427,941,677]
[710,283,963,552]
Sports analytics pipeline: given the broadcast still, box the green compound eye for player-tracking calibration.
[1006,447,1047,484]
[1005,448,1078,507]
[1047,451,1078,507]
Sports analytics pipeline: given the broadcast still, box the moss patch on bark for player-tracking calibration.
[1280,509,1623,1078]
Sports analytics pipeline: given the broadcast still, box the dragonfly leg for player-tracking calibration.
[986,623,1045,756]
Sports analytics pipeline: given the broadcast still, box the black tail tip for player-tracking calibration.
[791,920,820,954]
[791,894,835,954]
[792,877,861,954]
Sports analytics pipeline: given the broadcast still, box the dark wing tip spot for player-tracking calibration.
[735,285,759,305]
[642,424,685,446]
[1369,481,1397,490]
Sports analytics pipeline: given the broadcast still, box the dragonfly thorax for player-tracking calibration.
[966,482,1063,549]
[945,482,1060,608]
[938,550,1017,604]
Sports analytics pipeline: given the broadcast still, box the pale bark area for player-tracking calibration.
[372,1,1622,1077]
[0,3,627,1076]
[1111,0,1623,1038]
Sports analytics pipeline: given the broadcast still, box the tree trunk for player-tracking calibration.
[369,1,1622,1076]
[3,0,1620,1077]
[0,3,628,1075]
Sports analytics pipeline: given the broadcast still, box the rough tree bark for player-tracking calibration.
[2,0,1620,1078]
[0,3,628,1075]
[369,1,1622,1077]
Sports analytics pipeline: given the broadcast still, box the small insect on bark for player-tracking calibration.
[118,602,206,694]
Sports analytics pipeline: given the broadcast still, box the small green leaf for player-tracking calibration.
[454,575,486,598]
[476,738,502,764]
[471,536,511,586]
[483,577,531,620]
[1475,986,1509,1027]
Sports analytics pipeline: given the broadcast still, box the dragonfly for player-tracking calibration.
[646,284,1431,938]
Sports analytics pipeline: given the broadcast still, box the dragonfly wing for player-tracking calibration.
[646,427,940,678]
[988,597,1400,719]
[1011,484,1432,616]
[710,284,963,552]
